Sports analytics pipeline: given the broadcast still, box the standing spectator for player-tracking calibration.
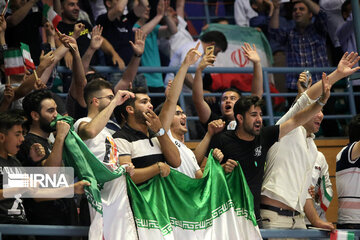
[134,0,177,108]
[336,114,360,229]
[234,0,258,27]
[5,0,44,65]
[96,0,145,66]
[57,0,125,69]
[269,0,329,91]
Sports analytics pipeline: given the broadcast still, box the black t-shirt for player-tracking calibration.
[66,93,87,121]
[208,125,280,219]
[0,156,28,224]
[95,11,138,65]
[57,20,93,57]
[5,6,43,65]
[16,133,78,228]
[204,111,235,132]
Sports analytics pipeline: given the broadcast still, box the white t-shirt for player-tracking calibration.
[74,117,137,239]
[336,142,360,224]
[234,0,258,27]
[168,130,200,178]
[262,93,317,214]
[169,16,194,58]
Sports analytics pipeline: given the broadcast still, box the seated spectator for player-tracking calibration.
[113,87,181,185]
[5,0,43,65]
[336,114,360,229]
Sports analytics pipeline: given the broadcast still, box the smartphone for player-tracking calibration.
[205,45,214,56]
[41,43,52,54]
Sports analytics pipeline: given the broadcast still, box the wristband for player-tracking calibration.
[157,162,162,176]
[316,98,326,106]
[133,53,142,58]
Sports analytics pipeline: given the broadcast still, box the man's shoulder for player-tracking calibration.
[95,13,108,24]
[0,155,22,167]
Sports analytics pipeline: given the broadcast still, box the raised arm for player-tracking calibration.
[139,0,165,35]
[306,52,360,100]
[279,73,330,139]
[78,90,134,140]
[176,0,185,18]
[269,0,280,29]
[193,119,225,164]
[107,0,129,21]
[82,25,103,74]
[100,37,125,70]
[303,0,320,15]
[143,109,181,168]
[351,141,360,160]
[159,43,201,131]
[192,52,216,124]
[6,0,38,27]
[114,29,146,91]
[242,42,263,98]
[158,2,178,38]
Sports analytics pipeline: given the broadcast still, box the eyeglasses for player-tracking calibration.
[95,95,114,101]
[175,110,186,116]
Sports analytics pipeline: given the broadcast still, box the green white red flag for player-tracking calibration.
[330,230,355,240]
[43,4,62,28]
[20,43,35,70]
[318,175,333,211]
[4,49,25,76]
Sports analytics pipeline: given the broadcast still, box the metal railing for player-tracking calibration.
[58,66,358,140]
[0,224,360,239]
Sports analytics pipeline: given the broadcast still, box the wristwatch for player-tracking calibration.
[154,128,165,137]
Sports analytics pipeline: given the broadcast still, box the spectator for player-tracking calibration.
[305,151,333,226]
[113,87,180,185]
[16,90,75,240]
[5,0,43,65]
[234,0,258,27]
[96,0,145,66]
[336,114,360,229]
[260,52,360,233]
[192,42,263,132]
[57,0,125,70]
[155,45,225,178]
[134,0,177,108]
[73,79,136,239]
[269,0,329,91]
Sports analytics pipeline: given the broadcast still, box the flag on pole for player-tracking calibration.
[318,175,333,211]
[330,230,355,240]
[20,43,35,70]
[43,4,62,28]
[4,49,25,76]
[127,150,262,240]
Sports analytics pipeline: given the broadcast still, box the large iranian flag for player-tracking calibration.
[203,24,284,106]
[127,150,262,240]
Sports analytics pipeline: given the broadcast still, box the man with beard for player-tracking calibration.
[192,42,263,132]
[208,73,332,227]
[16,89,75,239]
[113,87,181,185]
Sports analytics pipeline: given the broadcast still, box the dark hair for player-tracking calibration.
[22,90,53,125]
[221,88,242,101]
[341,0,351,15]
[200,31,228,52]
[83,78,113,105]
[233,95,263,127]
[114,87,148,122]
[349,114,360,143]
[0,110,26,133]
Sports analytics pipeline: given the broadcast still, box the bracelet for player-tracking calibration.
[157,162,162,176]
[316,98,326,106]
[133,53,142,58]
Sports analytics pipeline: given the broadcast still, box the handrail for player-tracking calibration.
[0,224,359,239]
[57,66,358,140]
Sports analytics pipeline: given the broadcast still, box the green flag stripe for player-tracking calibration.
[321,176,333,202]
[4,49,22,58]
